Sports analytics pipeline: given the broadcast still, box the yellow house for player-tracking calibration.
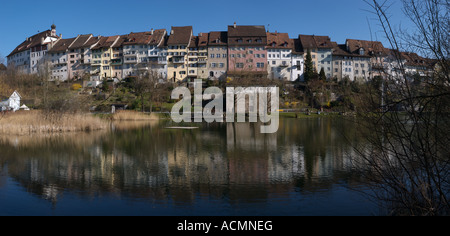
[91,35,120,80]
[167,26,193,82]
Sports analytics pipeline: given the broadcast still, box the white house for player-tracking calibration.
[7,25,60,75]
[0,91,22,112]
[291,38,304,81]
[266,32,293,81]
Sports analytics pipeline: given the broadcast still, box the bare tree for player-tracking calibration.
[352,0,450,215]
[131,61,163,112]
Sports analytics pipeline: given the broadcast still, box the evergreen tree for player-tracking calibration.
[319,67,326,81]
[304,50,314,82]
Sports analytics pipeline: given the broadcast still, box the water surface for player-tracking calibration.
[0,117,380,216]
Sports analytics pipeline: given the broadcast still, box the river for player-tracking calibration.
[0,116,381,216]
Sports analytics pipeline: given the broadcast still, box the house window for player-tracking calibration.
[257,62,264,68]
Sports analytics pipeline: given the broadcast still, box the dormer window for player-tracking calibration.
[359,47,365,55]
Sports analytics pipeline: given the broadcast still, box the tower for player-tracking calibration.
[51,24,56,37]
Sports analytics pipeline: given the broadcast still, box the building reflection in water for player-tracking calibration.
[0,117,364,207]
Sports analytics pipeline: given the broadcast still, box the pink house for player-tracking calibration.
[227,23,268,78]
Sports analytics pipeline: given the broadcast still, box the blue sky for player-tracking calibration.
[0,0,411,60]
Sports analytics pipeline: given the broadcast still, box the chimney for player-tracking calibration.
[41,37,44,45]
[59,34,62,38]
[151,28,154,35]
[234,22,237,29]
[171,28,174,35]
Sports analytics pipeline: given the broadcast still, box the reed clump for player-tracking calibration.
[0,110,108,135]
[111,110,160,121]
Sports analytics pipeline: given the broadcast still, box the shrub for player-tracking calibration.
[71,83,82,91]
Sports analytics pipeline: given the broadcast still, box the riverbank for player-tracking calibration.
[278,111,351,118]
[0,110,108,135]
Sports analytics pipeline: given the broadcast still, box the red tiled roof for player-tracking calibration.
[68,34,93,49]
[48,37,77,53]
[8,30,59,57]
[123,32,152,45]
[291,38,304,55]
[189,36,198,48]
[299,34,333,50]
[266,32,292,49]
[167,26,192,45]
[228,25,266,37]
[228,25,267,46]
[346,39,389,57]
[393,50,434,67]
[208,31,227,46]
[198,33,209,47]
[112,35,127,48]
[92,36,120,50]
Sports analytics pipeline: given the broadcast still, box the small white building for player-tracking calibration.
[0,91,22,112]
[266,32,293,81]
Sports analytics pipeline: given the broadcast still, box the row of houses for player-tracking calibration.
[6,23,436,83]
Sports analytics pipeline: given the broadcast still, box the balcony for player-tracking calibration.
[124,57,137,64]
[280,61,289,67]
[111,59,123,65]
[172,58,185,64]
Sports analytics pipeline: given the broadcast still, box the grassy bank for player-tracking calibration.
[279,112,343,118]
[0,110,108,135]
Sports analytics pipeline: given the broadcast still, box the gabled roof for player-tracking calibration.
[198,33,208,47]
[227,25,267,46]
[158,35,169,49]
[266,32,292,49]
[391,50,434,67]
[299,34,333,50]
[208,31,227,46]
[123,32,152,45]
[189,36,198,48]
[92,36,120,50]
[8,30,59,57]
[167,26,193,45]
[346,39,389,57]
[112,35,127,48]
[228,25,266,37]
[86,36,102,47]
[48,37,77,53]
[68,34,93,49]
[149,29,166,46]
[332,42,370,58]
[291,38,304,55]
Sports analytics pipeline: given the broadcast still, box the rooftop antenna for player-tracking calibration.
[366,16,373,42]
